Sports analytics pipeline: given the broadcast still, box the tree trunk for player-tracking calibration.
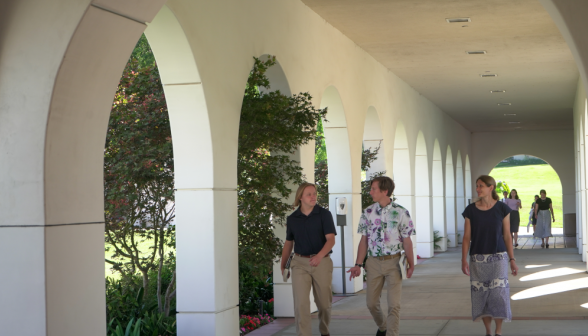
[163,270,176,317]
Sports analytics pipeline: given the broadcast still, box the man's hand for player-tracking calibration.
[347,265,361,280]
[406,264,415,279]
[309,254,323,267]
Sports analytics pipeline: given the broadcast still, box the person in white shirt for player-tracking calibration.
[500,191,508,203]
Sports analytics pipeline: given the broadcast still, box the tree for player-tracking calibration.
[238,56,327,305]
[104,35,176,316]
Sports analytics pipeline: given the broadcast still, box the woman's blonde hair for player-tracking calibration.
[293,183,317,207]
[476,175,499,201]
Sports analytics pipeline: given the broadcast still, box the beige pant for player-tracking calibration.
[291,255,333,336]
[365,255,403,336]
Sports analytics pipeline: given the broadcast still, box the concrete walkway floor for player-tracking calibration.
[255,246,588,335]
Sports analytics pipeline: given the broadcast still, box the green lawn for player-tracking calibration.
[489,164,563,228]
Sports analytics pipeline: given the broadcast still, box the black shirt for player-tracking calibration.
[536,197,552,210]
[462,201,511,255]
[286,205,337,255]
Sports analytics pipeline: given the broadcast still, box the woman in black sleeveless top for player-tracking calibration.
[462,175,518,336]
[533,189,554,247]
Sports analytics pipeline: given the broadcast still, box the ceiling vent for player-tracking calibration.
[504,114,516,116]
[466,50,486,55]
[446,18,471,23]
[509,121,520,124]
[481,74,497,78]
[498,103,512,106]
[491,90,506,93]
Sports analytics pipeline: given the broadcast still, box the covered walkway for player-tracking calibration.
[255,247,588,335]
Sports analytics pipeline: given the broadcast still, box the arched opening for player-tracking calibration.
[415,132,433,257]
[318,86,361,294]
[363,106,386,180]
[432,140,446,251]
[455,151,465,242]
[490,155,564,230]
[445,146,457,247]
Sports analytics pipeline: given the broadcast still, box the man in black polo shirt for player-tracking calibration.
[280,182,336,336]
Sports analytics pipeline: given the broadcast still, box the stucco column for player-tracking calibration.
[175,189,238,334]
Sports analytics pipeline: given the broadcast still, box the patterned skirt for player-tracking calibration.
[534,209,552,238]
[470,252,512,322]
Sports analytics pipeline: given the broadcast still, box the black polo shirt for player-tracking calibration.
[286,205,337,255]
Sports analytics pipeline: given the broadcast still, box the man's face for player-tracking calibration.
[369,181,388,203]
[503,192,508,198]
[300,186,317,207]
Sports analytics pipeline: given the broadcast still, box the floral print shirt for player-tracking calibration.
[357,200,415,257]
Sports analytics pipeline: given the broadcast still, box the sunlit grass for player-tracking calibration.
[490,164,563,228]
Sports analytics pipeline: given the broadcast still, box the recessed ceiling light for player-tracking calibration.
[446,18,471,23]
[498,103,512,106]
[509,121,520,124]
[504,114,516,116]
[466,50,487,55]
[491,90,506,93]
[481,74,498,78]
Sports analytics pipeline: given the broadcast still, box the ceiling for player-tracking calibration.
[301,0,578,132]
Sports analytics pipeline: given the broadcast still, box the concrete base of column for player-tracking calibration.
[177,307,238,335]
[447,233,457,247]
[417,241,434,258]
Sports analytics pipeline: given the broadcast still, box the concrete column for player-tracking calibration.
[432,195,447,251]
[175,189,238,334]
[415,195,434,258]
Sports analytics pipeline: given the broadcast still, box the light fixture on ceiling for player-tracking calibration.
[481,74,497,78]
[498,103,512,106]
[509,121,520,124]
[514,127,522,130]
[491,90,506,93]
[446,18,471,23]
[504,114,516,116]
[466,50,486,55]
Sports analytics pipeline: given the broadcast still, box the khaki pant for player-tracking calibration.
[291,255,333,336]
[365,255,403,336]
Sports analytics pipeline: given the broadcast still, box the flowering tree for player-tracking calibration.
[104,35,176,316]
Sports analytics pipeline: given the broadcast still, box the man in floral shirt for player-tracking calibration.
[348,176,415,336]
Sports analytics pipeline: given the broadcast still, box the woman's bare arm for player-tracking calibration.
[461,218,472,276]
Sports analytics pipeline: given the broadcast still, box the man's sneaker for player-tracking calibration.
[376,330,387,336]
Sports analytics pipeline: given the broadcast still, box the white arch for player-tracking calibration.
[445,146,457,247]
[319,86,362,294]
[432,140,446,251]
[393,122,412,211]
[320,86,352,194]
[415,132,433,257]
[456,151,465,241]
[363,106,386,179]
[144,7,231,334]
[465,155,473,204]
[582,101,588,259]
